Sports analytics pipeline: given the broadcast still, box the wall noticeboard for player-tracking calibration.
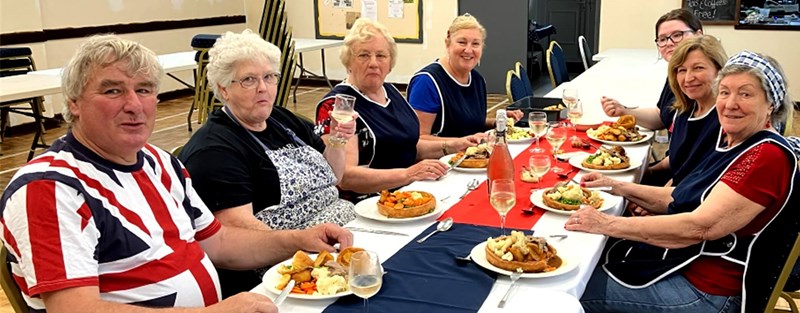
[682,0,740,25]
[313,0,423,43]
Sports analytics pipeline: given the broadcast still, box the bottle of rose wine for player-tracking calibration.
[487,110,514,194]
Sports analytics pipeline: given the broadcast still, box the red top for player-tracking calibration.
[683,143,792,296]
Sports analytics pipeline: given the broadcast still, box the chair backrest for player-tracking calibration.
[0,245,26,313]
[514,61,533,97]
[578,35,594,71]
[546,49,567,88]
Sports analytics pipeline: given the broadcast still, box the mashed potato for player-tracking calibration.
[311,267,348,295]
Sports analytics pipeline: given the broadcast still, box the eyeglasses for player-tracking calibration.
[654,30,694,47]
[354,51,390,63]
[231,73,281,89]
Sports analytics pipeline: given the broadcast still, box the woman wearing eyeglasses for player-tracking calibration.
[601,9,703,187]
[179,30,357,297]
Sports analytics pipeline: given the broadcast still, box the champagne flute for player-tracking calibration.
[528,153,551,187]
[546,122,567,173]
[490,179,516,236]
[349,250,383,313]
[331,94,356,144]
[562,86,579,129]
[528,111,548,151]
[567,100,583,131]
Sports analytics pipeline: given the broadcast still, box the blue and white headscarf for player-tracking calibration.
[725,50,786,112]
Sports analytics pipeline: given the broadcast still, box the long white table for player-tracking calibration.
[252,139,651,312]
[546,52,668,122]
[0,74,61,103]
[592,48,660,62]
[292,38,343,103]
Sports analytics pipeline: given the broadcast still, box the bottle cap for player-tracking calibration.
[496,110,507,132]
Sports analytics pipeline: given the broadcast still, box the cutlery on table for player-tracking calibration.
[416,217,453,244]
[454,253,472,263]
[345,227,409,236]
[556,169,574,179]
[458,179,480,199]
[498,268,522,308]
[522,202,536,215]
[274,279,294,306]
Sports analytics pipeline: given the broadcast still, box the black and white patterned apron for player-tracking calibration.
[223,106,355,230]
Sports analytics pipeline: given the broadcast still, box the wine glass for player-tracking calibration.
[528,111,548,151]
[546,122,567,173]
[562,86,579,129]
[349,250,383,313]
[567,100,583,131]
[331,94,356,144]
[490,179,516,235]
[528,152,551,187]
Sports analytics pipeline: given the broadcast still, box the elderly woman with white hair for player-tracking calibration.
[571,51,799,313]
[315,18,479,201]
[179,30,357,297]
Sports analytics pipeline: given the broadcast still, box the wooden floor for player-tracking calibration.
[0,86,798,311]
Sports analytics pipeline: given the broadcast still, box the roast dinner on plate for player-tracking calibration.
[581,146,630,170]
[377,190,436,218]
[275,247,364,296]
[542,183,604,211]
[485,231,562,273]
[449,143,490,168]
[586,115,644,142]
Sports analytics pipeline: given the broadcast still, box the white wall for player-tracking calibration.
[599,0,800,102]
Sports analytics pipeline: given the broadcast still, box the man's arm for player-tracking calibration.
[199,223,353,270]
[41,286,276,313]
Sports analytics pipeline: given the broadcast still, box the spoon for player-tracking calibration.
[454,253,472,263]
[417,217,454,243]
[458,179,480,200]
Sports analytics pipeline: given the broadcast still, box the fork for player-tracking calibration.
[498,268,523,308]
[458,179,480,199]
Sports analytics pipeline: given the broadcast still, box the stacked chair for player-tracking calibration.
[259,0,297,109]
[0,47,49,160]
[187,34,221,131]
[546,41,570,88]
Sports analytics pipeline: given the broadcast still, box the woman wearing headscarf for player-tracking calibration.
[573,51,798,313]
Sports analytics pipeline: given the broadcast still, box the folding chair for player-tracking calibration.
[1,245,26,313]
[187,34,222,131]
[0,47,49,160]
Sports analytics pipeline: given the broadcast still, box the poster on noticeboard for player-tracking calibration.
[314,0,423,43]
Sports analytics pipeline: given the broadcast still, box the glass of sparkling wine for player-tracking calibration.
[331,94,356,144]
[562,86,579,129]
[528,111,548,151]
[567,100,583,131]
[490,179,516,235]
[349,250,382,313]
[546,122,567,172]
[529,152,551,186]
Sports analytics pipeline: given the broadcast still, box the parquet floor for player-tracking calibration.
[0,85,798,312]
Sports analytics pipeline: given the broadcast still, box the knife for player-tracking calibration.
[274,279,294,306]
[449,153,469,170]
[345,226,409,236]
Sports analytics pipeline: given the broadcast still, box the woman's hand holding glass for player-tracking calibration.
[349,251,383,313]
[331,94,357,145]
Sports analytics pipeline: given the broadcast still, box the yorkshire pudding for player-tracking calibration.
[484,231,561,273]
[377,190,436,218]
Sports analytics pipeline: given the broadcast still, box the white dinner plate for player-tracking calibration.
[586,128,653,146]
[439,154,487,173]
[486,129,536,144]
[529,189,619,215]
[568,153,642,174]
[260,253,353,300]
[354,195,444,223]
[469,241,579,278]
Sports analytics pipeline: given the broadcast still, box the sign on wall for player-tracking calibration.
[313,0,423,43]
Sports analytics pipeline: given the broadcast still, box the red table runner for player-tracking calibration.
[439,128,597,228]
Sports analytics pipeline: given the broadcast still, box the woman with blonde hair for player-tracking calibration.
[316,18,479,201]
[407,13,522,139]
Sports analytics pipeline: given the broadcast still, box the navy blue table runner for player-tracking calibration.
[323,223,511,313]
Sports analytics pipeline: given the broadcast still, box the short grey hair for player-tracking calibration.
[713,54,791,128]
[61,34,163,123]
[339,18,398,70]
[207,29,282,103]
